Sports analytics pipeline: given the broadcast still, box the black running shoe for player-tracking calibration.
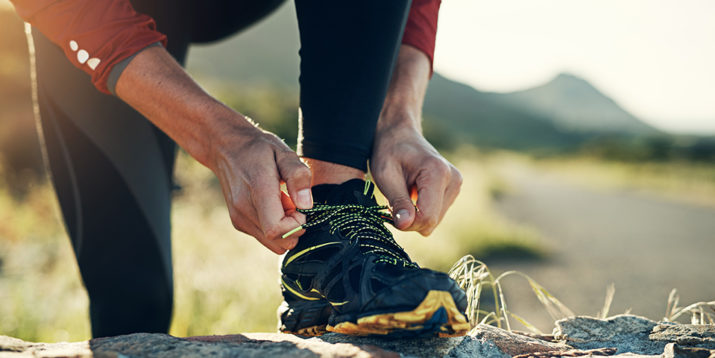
[278,179,469,337]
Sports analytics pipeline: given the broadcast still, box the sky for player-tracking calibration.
[3,0,713,134]
[434,0,715,134]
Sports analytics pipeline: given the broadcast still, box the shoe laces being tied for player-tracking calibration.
[283,184,417,268]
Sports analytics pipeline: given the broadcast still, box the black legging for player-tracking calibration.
[31,0,410,337]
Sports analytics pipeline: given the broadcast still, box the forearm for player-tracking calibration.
[379,45,432,132]
[115,46,255,167]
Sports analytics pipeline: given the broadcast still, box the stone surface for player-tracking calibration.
[471,324,568,356]
[2,316,714,358]
[0,332,523,358]
[555,315,665,355]
[662,343,715,358]
[555,315,715,356]
[0,329,567,358]
[651,323,715,349]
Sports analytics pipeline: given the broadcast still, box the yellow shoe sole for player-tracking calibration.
[326,290,470,337]
[282,324,328,337]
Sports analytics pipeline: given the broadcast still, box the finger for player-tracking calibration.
[280,190,296,211]
[276,151,313,209]
[251,171,304,242]
[229,210,286,254]
[281,191,306,226]
[439,167,463,220]
[377,166,416,230]
[414,168,450,236]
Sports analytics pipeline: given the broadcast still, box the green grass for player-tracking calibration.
[0,150,547,341]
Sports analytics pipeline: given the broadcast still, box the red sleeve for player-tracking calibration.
[401,0,441,72]
[10,0,167,94]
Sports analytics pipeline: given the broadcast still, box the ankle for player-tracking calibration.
[303,158,365,186]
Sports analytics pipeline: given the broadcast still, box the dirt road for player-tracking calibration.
[490,164,715,332]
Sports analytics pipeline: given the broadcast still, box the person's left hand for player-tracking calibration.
[370,120,462,236]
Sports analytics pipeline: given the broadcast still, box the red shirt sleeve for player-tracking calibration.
[401,0,441,73]
[11,0,167,94]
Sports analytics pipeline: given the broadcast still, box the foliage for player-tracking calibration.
[0,151,546,341]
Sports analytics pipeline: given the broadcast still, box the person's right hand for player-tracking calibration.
[115,46,313,254]
[207,119,314,254]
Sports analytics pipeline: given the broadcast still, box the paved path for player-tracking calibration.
[490,164,715,332]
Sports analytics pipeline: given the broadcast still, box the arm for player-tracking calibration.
[371,46,462,235]
[10,0,166,94]
[118,47,313,254]
[13,0,313,253]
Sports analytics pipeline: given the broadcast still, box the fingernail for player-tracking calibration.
[395,209,410,225]
[296,189,312,209]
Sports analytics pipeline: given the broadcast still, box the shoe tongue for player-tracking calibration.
[311,179,377,206]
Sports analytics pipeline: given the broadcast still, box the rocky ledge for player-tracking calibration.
[1,315,713,358]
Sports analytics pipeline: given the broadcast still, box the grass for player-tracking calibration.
[532,156,715,207]
[390,148,548,271]
[448,255,715,336]
[0,150,547,342]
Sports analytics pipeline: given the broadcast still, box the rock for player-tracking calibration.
[651,323,715,349]
[0,327,564,358]
[662,343,715,358]
[3,317,713,358]
[555,315,665,355]
[316,333,484,358]
[470,324,569,356]
[512,347,617,358]
[555,315,715,357]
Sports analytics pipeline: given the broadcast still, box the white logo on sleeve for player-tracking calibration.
[68,40,101,71]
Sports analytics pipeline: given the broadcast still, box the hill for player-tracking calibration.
[423,74,585,151]
[185,2,653,151]
[494,73,658,135]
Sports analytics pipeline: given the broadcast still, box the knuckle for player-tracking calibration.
[263,225,282,240]
[426,157,450,176]
[452,168,464,188]
[289,164,311,182]
[229,213,243,231]
[422,215,438,229]
[391,196,413,208]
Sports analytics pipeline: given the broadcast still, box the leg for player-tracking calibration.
[31,28,181,337]
[189,0,287,44]
[295,0,412,180]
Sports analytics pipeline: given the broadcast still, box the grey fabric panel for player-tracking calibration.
[107,42,163,96]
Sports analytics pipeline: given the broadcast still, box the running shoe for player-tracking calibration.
[278,179,469,337]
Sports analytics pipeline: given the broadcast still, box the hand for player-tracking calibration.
[370,122,462,236]
[209,121,314,254]
[115,46,313,254]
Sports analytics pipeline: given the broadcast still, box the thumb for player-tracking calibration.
[377,168,415,230]
[276,151,313,210]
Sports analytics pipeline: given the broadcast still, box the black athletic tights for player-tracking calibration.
[31,0,410,337]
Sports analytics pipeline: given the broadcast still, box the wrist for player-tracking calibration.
[378,103,422,134]
[377,45,431,134]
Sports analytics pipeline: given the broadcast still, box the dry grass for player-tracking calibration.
[0,150,546,341]
[3,148,712,343]
[448,255,715,335]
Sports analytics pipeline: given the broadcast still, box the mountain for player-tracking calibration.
[493,73,658,135]
[185,2,653,151]
[423,74,585,151]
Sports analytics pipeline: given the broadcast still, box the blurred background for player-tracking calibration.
[0,0,713,342]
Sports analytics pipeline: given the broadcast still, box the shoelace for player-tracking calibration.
[283,204,416,267]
